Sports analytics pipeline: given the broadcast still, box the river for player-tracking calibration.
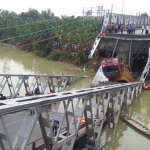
[0,43,150,149]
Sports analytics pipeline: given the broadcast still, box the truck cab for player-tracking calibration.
[101,57,122,79]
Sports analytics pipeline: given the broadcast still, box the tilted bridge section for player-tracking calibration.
[0,82,144,150]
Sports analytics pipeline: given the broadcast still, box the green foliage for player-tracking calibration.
[50,50,62,60]
[80,54,89,63]
[28,44,37,52]
[0,8,102,65]
[59,51,69,61]
[141,13,149,17]
[44,45,51,54]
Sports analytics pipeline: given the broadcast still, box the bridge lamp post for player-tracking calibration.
[122,0,125,14]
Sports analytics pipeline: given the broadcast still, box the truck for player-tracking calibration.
[101,57,134,83]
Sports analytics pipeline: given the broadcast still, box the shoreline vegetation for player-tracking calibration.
[0,8,102,73]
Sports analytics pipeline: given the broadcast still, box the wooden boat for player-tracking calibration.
[120,114,150,136]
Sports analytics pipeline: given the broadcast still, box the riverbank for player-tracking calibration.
[2,41,100,74]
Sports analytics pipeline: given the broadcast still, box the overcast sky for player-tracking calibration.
[0,0,149,17]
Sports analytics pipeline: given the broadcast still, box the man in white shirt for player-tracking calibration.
[141,25,145,34]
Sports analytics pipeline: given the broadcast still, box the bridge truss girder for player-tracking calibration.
[0,74,85,98]
[0,82,143,150]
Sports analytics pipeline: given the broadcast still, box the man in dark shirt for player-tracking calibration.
[34,87,40,94]
[51,118,59,136]
[0,94,6,100]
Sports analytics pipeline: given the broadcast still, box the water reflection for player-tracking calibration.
[104,120,127,150]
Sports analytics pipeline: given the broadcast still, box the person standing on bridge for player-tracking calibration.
[30,108,35,115]
[51,118,59,136]
[141,25,145,34]
[128,24,133,35]
[34,87,40,95]
[132,24,136,34]
[145,25,149,35]
[120,24,124,34]
[114,23,118,33]
[108,23,113,33]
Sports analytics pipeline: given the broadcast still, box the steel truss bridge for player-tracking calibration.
[0,47,149,150]
[0,81,144,150]
[0,74,86,98]
[1,48,150,150]
[103,13,150,27]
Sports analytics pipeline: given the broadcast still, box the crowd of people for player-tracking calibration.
[126,24,136,34]
[52,41,91,55]
[105,22,150,35]
[52,41,80,52]
[106,23,136,34]
[106,23,125,34]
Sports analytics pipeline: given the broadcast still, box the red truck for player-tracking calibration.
[101,57,122,79]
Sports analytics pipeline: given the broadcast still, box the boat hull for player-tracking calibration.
[120,114,150,137]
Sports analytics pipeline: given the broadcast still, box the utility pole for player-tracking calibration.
[97,6,103,19]
[122,0,125,14]
[83,7,84,16]
[109,4,113,24]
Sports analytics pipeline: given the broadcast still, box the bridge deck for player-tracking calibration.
[100,31,150,40]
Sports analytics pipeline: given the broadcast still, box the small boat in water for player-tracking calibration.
[120,114,150,137]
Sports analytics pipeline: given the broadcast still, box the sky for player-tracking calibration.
[0,0,150,17]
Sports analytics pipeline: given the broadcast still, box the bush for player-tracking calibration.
[50,50,62,60]
[44,45,51,55]
[28,44,37,52]
[59,51,69,61]
[73,53,89,65]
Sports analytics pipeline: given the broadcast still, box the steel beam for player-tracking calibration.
[112,39,118,57]
[128,40,132,69]
[0,74,85,98]
[132,43,150,62]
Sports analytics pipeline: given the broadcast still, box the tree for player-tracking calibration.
[0,8,101,65]
[141,13,148,17]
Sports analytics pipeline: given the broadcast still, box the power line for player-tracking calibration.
[0,18,95,54]
[0,18,86,42]
[0,26,95,74]
[19,27,94,47]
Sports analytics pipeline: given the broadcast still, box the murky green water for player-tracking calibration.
[0,44,150,149]
[0,44,93,94]
[105,91,150,150]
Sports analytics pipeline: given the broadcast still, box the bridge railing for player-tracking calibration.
[0,74,86,98]
[0,82,143,150]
